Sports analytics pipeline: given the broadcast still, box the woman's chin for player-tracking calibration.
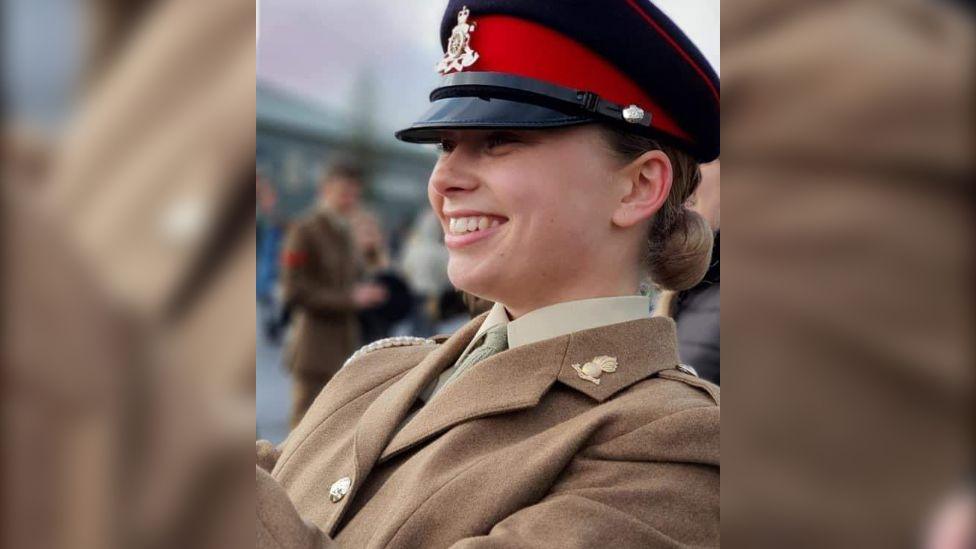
[447,260,502,301]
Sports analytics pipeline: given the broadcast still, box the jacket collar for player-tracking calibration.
[375,313,680,462]
[554,316,679,402]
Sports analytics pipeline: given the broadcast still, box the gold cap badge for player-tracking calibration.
[437,7,480,74]
[572,356,618,385]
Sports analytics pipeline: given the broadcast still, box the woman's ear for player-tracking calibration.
[611,150,673,228]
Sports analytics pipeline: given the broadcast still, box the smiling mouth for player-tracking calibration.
[447,215,508,235]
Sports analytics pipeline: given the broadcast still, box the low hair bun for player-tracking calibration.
[599,125,713,294]
[647,208,714,292]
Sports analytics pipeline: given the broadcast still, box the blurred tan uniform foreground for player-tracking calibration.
[722,1,974,547]
[2,0,255,548]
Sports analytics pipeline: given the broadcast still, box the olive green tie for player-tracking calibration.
[440,325,509,391]
[397,326,509,432]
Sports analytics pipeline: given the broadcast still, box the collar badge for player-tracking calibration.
[572,356,618,385]
[437,6,480,75]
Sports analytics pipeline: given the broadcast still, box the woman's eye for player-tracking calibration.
[485,133,520,150]
[436,139,456,153]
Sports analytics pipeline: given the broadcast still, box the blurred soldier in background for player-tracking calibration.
[281,162,387,427]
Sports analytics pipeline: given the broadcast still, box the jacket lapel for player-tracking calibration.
[336,313,485,532]
[378,316,681,461]
[379,334,569,461]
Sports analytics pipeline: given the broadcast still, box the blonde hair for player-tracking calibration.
[601,128,714,293]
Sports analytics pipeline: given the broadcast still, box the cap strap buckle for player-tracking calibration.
[576,91,601,112]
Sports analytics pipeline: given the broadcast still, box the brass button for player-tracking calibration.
[329,477,352,503]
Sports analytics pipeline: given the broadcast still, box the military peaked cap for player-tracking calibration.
[395,0,720,162]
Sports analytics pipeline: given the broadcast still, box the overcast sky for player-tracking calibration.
[257,0,720,137]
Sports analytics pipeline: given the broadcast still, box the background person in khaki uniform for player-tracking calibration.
[257,1,720,547]
[281,163,387,427]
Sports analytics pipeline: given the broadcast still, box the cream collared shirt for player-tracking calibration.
[419,295,652,402]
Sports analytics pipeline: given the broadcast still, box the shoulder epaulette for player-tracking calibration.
[658,363,720,405]
[343,336,437,368]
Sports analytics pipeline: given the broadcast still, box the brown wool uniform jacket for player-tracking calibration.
[282,208,361,377]
[257,311,720,548]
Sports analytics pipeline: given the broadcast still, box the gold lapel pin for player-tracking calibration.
[572,356,618,385]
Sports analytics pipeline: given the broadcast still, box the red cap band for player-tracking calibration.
[465,15,691,141]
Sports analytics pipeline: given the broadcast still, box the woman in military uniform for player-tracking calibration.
[258,1,720,547]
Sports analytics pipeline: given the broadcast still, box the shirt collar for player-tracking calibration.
[471,301,512,342]
[473,295,652,349]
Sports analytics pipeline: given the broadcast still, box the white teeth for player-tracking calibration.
[447,215,504,235]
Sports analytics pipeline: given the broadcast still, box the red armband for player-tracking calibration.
[282,250,308,268]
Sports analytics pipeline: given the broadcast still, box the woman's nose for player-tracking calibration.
[429,154,480,197]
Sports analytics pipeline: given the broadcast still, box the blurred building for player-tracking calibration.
[256,80,436,247]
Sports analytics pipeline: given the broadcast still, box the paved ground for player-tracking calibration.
[256,304,291,445]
